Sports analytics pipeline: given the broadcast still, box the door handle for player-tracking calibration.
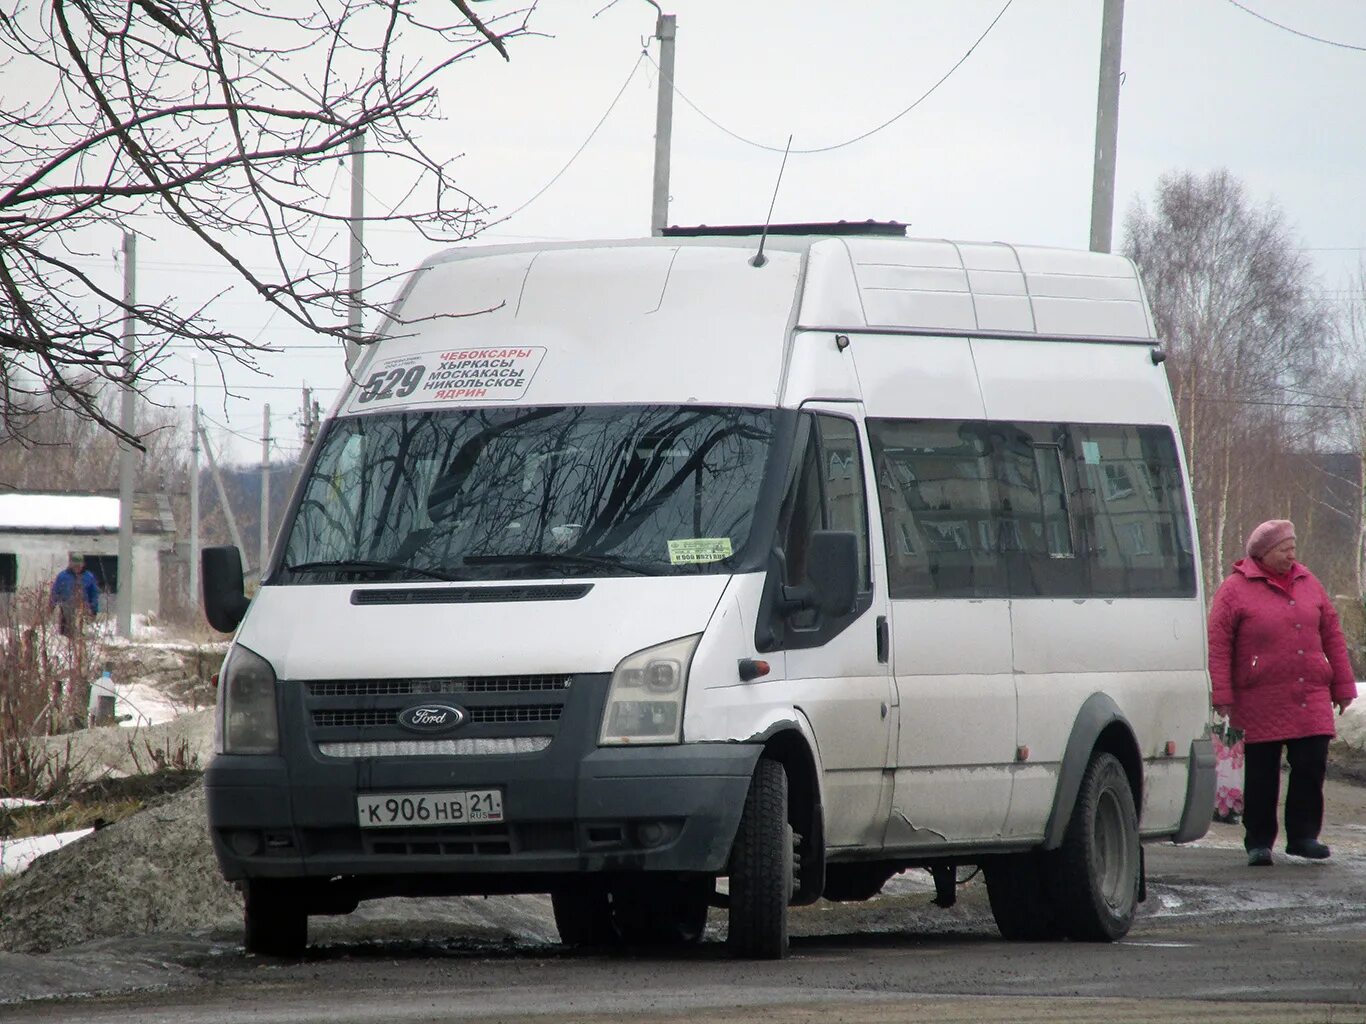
[876,614,889,664]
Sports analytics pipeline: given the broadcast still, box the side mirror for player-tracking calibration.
[202,545,250,633]
[806,530,859,617]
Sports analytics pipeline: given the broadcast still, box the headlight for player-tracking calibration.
[217,644,280,755]
[599,634,700,746]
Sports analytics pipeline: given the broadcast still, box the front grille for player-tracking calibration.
[312,705,562,729]
[317,737,552,758]
[300,672,581,758]
[469,705,561,725]
[308,676,572,698]
[358,823,576,857]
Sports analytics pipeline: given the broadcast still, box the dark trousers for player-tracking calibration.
[1242,735,1330,851]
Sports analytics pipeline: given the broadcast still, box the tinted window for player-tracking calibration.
[282,405,776,581]
[868,420,1006,597]
[777,413,872,592]
[868,419,1195,599]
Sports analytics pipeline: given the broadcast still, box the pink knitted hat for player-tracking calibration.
[1245,519,1295,560]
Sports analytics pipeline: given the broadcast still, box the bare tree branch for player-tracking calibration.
[0,0,539,447]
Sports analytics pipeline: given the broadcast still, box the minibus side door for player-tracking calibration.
[763,404,896,850]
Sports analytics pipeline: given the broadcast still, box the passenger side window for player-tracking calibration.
[868,418,1195,600]
[778,413,872,592]
[867,419,1006,598]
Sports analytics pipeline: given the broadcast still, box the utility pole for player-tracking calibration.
[259,404,271,580]
[301,385,320,446]
[1089,0,1125,253]
[116,230,137,637]
[199,426,250,568]
[345,133,365,369]
[650,11,676,237]
[189,363,200,609]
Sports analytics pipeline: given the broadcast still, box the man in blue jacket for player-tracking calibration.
[50,552,101,638]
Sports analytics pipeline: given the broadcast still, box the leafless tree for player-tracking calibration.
[0,0,537,444]
[1123,169,1338,594]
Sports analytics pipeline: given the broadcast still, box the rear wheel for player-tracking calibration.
[983,852,1063,941]
[1052,752,1140,941]
[727,757,793,959]
[243,879,307,958]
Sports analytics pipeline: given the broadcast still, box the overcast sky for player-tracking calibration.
[99,0,1366,464]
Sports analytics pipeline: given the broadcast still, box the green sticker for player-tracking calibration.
[668,537,734,565]
[1082,440,1101,465]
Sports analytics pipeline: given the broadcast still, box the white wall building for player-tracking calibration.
[0,491,177,618]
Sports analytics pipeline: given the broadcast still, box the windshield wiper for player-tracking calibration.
[286,559,455,582]
[463,552,657,576]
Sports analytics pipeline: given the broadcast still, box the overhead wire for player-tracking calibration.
[477,49,649,232]
[1222,0,1366,52]
[642,0,1014,155]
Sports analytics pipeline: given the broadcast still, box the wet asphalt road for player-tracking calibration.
[2,784,1364,1023]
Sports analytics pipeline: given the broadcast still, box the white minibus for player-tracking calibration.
[203,223,1216,958]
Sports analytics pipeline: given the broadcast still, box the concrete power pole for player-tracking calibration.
[259,404,271,581]
[1089,0,1125,254]
[345,133,365,370]
[199,426,249,566]
[116,230,137,637]
[650,12,676,237]
[189,363,200,609]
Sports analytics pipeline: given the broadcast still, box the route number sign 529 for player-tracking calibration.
[357,365,426,404]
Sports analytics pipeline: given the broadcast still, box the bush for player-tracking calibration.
[0,585,97,799]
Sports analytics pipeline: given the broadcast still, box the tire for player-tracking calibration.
[612,877,712,946]
[727,757,793,959]
[982,852,1063,941]
[551,884,617,947]
[243,879,308,958]
[1052,751,1140,942]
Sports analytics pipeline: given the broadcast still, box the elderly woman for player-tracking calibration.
[1208,520,1357,866]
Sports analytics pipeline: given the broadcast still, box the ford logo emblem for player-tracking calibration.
[397,704,467,733]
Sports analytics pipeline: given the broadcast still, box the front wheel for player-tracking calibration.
[727,757,793,959]
[243,879,307,957]
[1052,752,1140,941]
[982,852,1063,941]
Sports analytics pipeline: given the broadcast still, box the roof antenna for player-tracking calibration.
[750,134,793,268]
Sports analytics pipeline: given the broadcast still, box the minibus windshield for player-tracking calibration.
[278,404,777,582]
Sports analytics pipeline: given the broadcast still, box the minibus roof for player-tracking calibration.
[411,233,1157,342]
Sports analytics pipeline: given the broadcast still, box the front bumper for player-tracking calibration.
[206,671,761,889]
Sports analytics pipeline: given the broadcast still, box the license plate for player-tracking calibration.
[357,789,504,829]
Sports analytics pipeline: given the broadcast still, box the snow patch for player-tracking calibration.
[0,799,45,810]
[1338,698,1366,752]
[0,830,94,876]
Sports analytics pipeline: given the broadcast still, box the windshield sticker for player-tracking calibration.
[668,537,733,565]
[350,346,546,410]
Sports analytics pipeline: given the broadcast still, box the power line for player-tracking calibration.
[1197,394,1351,411]
[153,382,341,392]
[478,49,649,232]
[643,0,1014,155]
[1223,0,1366,52]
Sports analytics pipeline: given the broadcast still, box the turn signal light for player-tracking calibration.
[737,659,770,682]
[1165,740,1178,757]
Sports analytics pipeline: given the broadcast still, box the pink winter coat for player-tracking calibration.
[1207,558,1358,743]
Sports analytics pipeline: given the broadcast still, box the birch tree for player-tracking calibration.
[1123,170,1334,593]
